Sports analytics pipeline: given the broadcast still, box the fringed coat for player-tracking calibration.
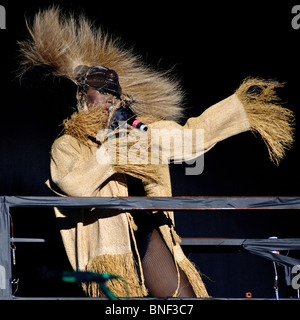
[49,88,294,298]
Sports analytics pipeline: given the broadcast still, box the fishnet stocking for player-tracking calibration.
[141,229,196,297]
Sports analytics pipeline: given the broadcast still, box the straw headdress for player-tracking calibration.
[18,6,184,122]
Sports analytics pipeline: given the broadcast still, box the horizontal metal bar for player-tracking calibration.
[10,238,46,243]
[181,238,245,246]
[5,196,300,210]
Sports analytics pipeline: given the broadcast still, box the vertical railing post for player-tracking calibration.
[0,197,12,298]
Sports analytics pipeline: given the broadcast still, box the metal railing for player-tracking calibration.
[1,196,300,299]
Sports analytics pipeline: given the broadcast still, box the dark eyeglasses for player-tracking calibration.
[96,88,120,100]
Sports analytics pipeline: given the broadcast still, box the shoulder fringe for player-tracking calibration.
[235,77,295,166]
[63,106,108,146]
[18,6,184,122]
[83,252,148,297]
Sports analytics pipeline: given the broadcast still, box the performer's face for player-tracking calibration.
[86,87,120,120]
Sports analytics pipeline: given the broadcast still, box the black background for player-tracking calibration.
[0,0,300,298]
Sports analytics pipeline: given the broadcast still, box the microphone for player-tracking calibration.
[109,106,148,131]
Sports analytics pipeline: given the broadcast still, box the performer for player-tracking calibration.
[18,7,294,298]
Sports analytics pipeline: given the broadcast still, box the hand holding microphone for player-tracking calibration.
[108,106,148,132]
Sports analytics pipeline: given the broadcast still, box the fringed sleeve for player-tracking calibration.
[235,77,295,165]
[147,77,294,166]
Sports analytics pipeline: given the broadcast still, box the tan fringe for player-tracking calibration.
[62,104,163,184]
[83,252,148,298]
[103,122,163,185]
[235,77,295,165]
[63,106,108,146]
[177,256,210,298]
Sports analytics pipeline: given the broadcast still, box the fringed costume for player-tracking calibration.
[18,7,294,298]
